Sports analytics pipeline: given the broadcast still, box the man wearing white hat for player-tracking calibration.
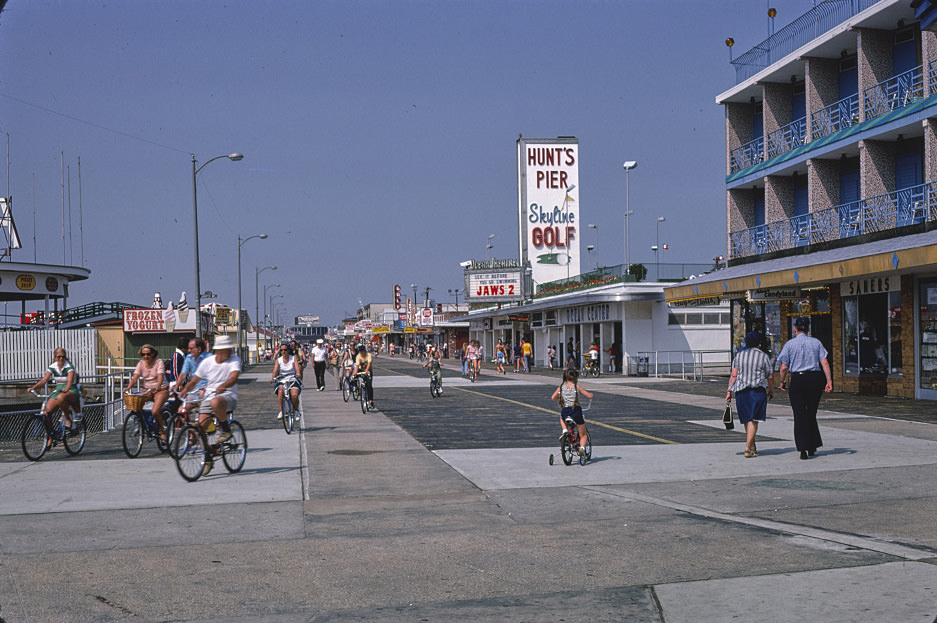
[311,338,328,391]
[178,334,241,476]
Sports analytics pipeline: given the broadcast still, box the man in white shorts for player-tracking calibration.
[177,335,240,475]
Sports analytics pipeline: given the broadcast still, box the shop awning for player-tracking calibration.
[666,230,937,303]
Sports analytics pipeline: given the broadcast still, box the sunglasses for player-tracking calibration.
[143,352,155,356]
[54,355,67,359]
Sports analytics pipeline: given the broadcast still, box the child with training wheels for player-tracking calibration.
[551,369,593,456]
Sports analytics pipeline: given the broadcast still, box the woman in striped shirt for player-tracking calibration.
[726,332,775,458]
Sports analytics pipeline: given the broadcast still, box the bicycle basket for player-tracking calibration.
[123,393,148,411]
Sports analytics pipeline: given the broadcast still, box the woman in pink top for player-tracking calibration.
[125,344,170,439]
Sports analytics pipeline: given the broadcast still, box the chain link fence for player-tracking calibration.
[0,371,128,447]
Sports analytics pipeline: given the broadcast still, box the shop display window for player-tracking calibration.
[919,281,937,390]
[843,291,901,377]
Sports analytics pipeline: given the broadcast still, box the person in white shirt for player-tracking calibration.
[311,339,328,391]
[271,343,302,419]
[177,335,240,475]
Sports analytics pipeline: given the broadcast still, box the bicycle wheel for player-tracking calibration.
[560,436,574,466]
[155,409,172,453]
[341,377,350,402]
[590,365,600,378]
[360,381,369,414]
[582,426,593,462]
[281,394,294,434]
[429,378,437,398]
[64,419,86,455]
[21,415,50,461]
[172,425,207,482]
[166,414,188,459]
[122,412,144,458]
[221,420,247,473]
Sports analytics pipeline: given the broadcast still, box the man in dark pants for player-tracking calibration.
[777,317,833,460]
[311,339,328,391]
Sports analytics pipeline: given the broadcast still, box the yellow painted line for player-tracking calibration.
[452,385,680,445]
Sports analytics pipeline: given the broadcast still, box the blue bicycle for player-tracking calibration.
[21,390,87,461]
[122,392,175,457]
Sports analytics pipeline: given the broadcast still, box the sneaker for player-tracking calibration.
[558,431,568,442]
[217,431,233,443]
[368,401,375,409]
[578,446,585,456]
[202,459,214,477]
[277,411,283,420]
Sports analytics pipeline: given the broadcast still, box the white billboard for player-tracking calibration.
[517,137,580,288]
[465,267,524,303]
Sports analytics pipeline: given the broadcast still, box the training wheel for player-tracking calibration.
[549,454,554,465]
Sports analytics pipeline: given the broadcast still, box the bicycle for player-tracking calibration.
[550,399,593,466]
[21,390,87,461]
[170,395,247,482]
[274,373,301,434]
[357,371,371,413]
[121,392,177,457]
[429,367,442,398]
[341,371,356,402]
[583,358,601,378]
[166,391,201,459]
[469,359,478,383]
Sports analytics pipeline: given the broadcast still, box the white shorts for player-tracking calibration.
[199,391,237,414]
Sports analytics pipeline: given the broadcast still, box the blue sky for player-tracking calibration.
[0,0,820,324]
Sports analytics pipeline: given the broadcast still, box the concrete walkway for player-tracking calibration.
[0,360,935,622]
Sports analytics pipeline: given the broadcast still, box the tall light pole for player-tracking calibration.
[562,184,576,280]
[587,245,596,269]
[255,265,276,359]
[588,223,598,269]
[270,294,284,342]
[656,216,666,282]
[263,282,280,351]
[486,234,495,261]
[623,161,637,274]
[192,152,243,337]
[238,234,267,361]
[448,288,463,311]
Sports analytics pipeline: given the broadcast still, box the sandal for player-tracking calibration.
[744,446,754,458]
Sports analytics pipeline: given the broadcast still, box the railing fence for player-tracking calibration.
[0,328,97,381]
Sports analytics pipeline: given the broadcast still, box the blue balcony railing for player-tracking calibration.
[930,58,937,95]
[766,117,807,159]
[810,93,860,141]
[730,136,764,173]
[731,0,882,84]
[729,180,935,258]
[863,65,924,120]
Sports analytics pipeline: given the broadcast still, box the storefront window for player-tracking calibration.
[842,291,901,377]
[919,281,937,390]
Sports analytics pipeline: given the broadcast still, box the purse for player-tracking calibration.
[722,398,734,430]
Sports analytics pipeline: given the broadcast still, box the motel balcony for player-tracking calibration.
[729,179,937,259]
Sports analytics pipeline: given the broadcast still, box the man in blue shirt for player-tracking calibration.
[777,317,833,460]
[176,338,210,416]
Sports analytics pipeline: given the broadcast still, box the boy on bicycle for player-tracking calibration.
[551,369,593,456]
[422,343,443,394]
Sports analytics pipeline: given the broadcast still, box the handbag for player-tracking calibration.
[722,398,734,430]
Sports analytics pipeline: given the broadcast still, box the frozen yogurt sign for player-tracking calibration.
[517,137,579,287]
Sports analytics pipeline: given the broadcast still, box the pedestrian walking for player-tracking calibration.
[777,317,832,460]
[726,332,775,458]
[311,339,328,391]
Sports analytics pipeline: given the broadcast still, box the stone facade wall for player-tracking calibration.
[804,56,839,141]
[857,28,892,122]
[860,139,895,198]
[725,102,753,175]
[807,158,840,211]
[765,175,793,222]
[763,82,793,137]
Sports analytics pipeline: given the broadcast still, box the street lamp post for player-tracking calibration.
[263,282,281,353]
[623,161,637,274]
[588,224,598,269]
[255,266,276,360]
[448,288,463,311]
[587,245,595,269]
[486,234,495,261]
[270,294,284,342]
[656,216,666,282]
[238,234,267,361]
[192,152,243,337]
[562,184,576,279]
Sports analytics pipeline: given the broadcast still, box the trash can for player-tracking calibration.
[636,356,648,377]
